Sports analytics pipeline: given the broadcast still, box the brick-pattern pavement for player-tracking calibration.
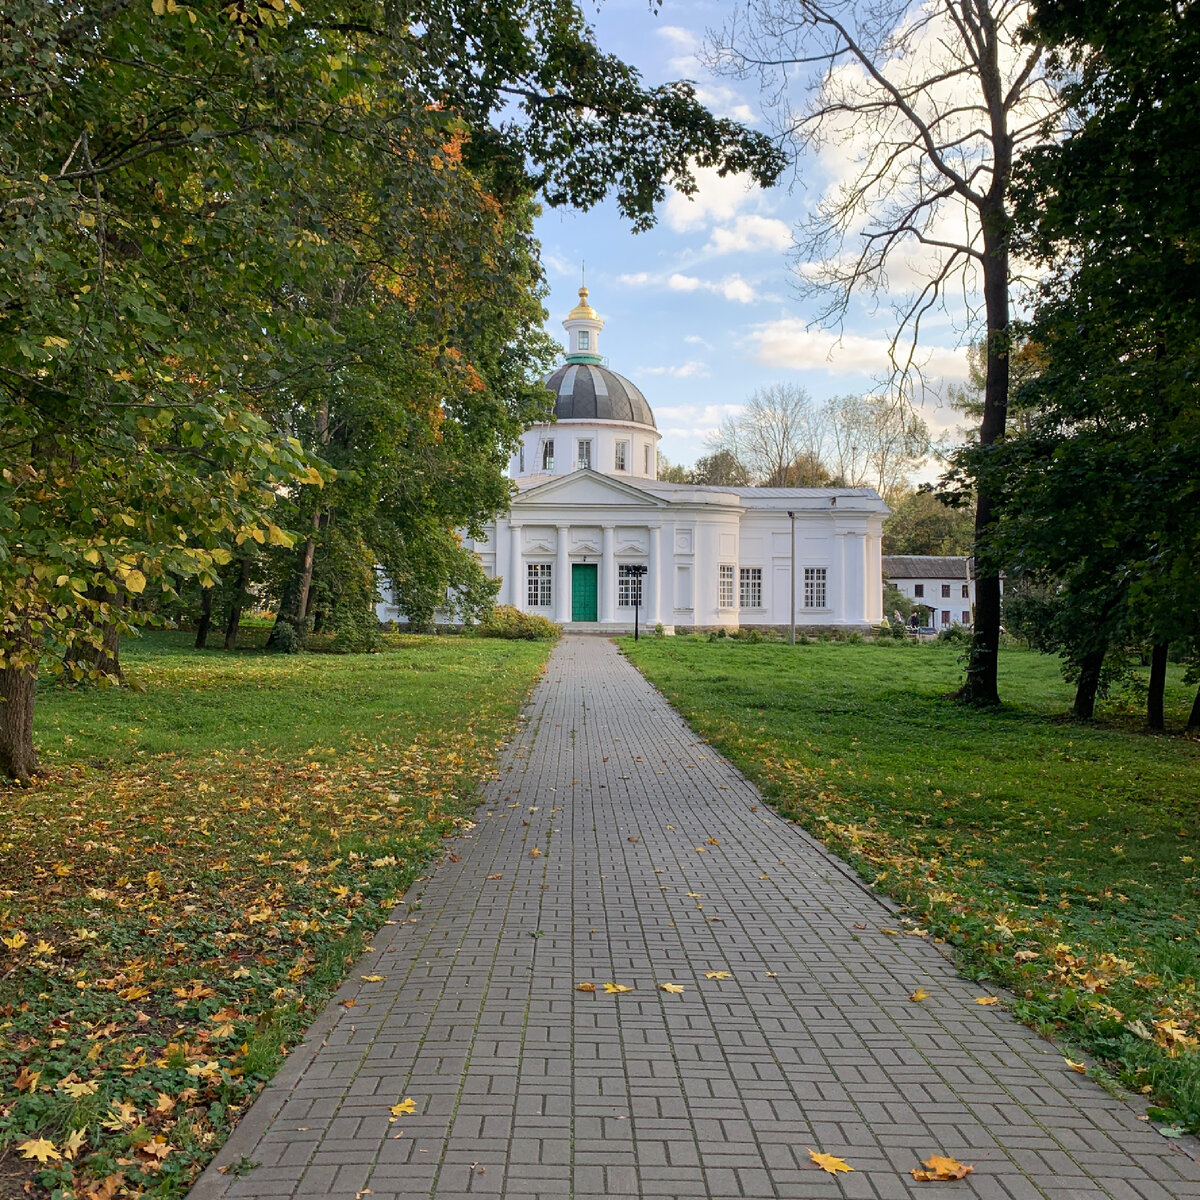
[191,635,1200,1200]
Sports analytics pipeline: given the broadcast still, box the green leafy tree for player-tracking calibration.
[961,0,1200,728]
[0,0,783,778]
[883,490,976,556]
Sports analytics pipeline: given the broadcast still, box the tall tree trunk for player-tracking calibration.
[958,206,1010,708]
[1188,680,1200,731]
[195,587,214,649]
[1072,647,1106,721]
[267,507,321,649]
[223,554,253,650]
[0,665,38,782]
[1147,641,1169,731]
[78,624,123,684]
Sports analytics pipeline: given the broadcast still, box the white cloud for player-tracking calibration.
[640,361,711,379]
[664,166,760,233]
[667,272,757,303]
[619,271,652,286]
[692,84,757,126]
[748,320,969,379]
[684,334,713,348]
[704,215,793,256]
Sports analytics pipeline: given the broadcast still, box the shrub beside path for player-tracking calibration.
[191,635,1200,1200]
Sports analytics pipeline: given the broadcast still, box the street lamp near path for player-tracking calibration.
[787,510,796,646]
[629,563,648,640]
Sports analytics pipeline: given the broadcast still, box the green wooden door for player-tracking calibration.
[571,563,598,622]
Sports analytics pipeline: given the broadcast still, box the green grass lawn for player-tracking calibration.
[622,635,1200,1132]
[0,631,553,1198]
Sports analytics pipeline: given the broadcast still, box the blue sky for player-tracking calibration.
[533,0,976,473]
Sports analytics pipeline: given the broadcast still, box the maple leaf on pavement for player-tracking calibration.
[704,971,731,980]
[910,987,930,1002]
[603,983,633,993]
[911,1154,974,1181]
[809,1150,853,1174]
[575,982,596,992]
[659,983,684,994]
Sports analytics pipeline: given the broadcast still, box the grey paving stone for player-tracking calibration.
[188,636,1198,1200]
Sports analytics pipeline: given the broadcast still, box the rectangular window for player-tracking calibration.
[961,584,969,598]
[804,567,827,609]
[541,439,554,472]
[941,583,951,598]
[527,563,552,608]
[941,610,951,626]
[913,583,924,598]
[578,330,590,350]
[577,439,592,470]
[618,565,644,608]
[739,567,762,608]
[644,444,651,474]
[519,445,525,473]
[718,564,735,608]
[961,610,971,624]
[615,441,629,471]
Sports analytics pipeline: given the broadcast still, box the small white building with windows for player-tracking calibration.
[882,555,979,631]
[383,286,889,633]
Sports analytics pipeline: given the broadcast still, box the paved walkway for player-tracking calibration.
[193,636,1200,1200]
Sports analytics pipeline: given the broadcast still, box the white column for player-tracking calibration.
[509,524,523,612]
[848,532,868,623]
[600,525,616,623]
[493,519,509,605]
[834,532,850,623]
[648,525,662,624]
[555,524,571,623]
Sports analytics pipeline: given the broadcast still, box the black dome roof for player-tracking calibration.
[545,362,656,429]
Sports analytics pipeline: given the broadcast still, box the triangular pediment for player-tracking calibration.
[513,469,668,509]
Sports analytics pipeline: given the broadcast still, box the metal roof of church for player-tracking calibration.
[545,362,656,429]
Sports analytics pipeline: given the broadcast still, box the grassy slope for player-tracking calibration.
[623,636,1200,1130]
[0,632,552,1197]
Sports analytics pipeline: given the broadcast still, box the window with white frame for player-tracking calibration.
[527,563,552,607]
[804,567,827,608]
[718,565,735,608]
[577,439,592,470]
[617,565,643,607]
[739,567,762,608]
[614,440,629,471]
[643,444,651,474]
[540,439,554,472]
[578,330,590,351]
[518,444,525,473]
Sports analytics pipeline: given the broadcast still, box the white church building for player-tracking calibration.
[386,286,889,633]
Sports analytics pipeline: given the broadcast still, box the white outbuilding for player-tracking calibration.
[381,286,890,633]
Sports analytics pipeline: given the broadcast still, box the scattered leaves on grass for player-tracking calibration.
[18,1139,61,1163]
[809,1150,854,1174]
[911,1155,974,1181]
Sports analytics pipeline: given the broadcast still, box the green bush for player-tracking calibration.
[477,605,561,640]
[937,624,970,644]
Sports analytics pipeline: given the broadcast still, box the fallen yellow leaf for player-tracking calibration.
[911,1154,974,1181]
[18,1138,61,1163]
[390,1098,417,1116]
[910,987,930,1002]
[575,982,596,992]
[809,1149,854,1174]
[530,847,542,857]
[603,983,633,994]
[976,996,999,1005]
[361,975,385,982]
[659,983,684,995]
[880,928,900,936]
[1064,1058,1087,1074]
[704,971,732,980]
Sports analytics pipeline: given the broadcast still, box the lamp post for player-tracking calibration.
[787,510,796,646]
[630,563,648,640]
